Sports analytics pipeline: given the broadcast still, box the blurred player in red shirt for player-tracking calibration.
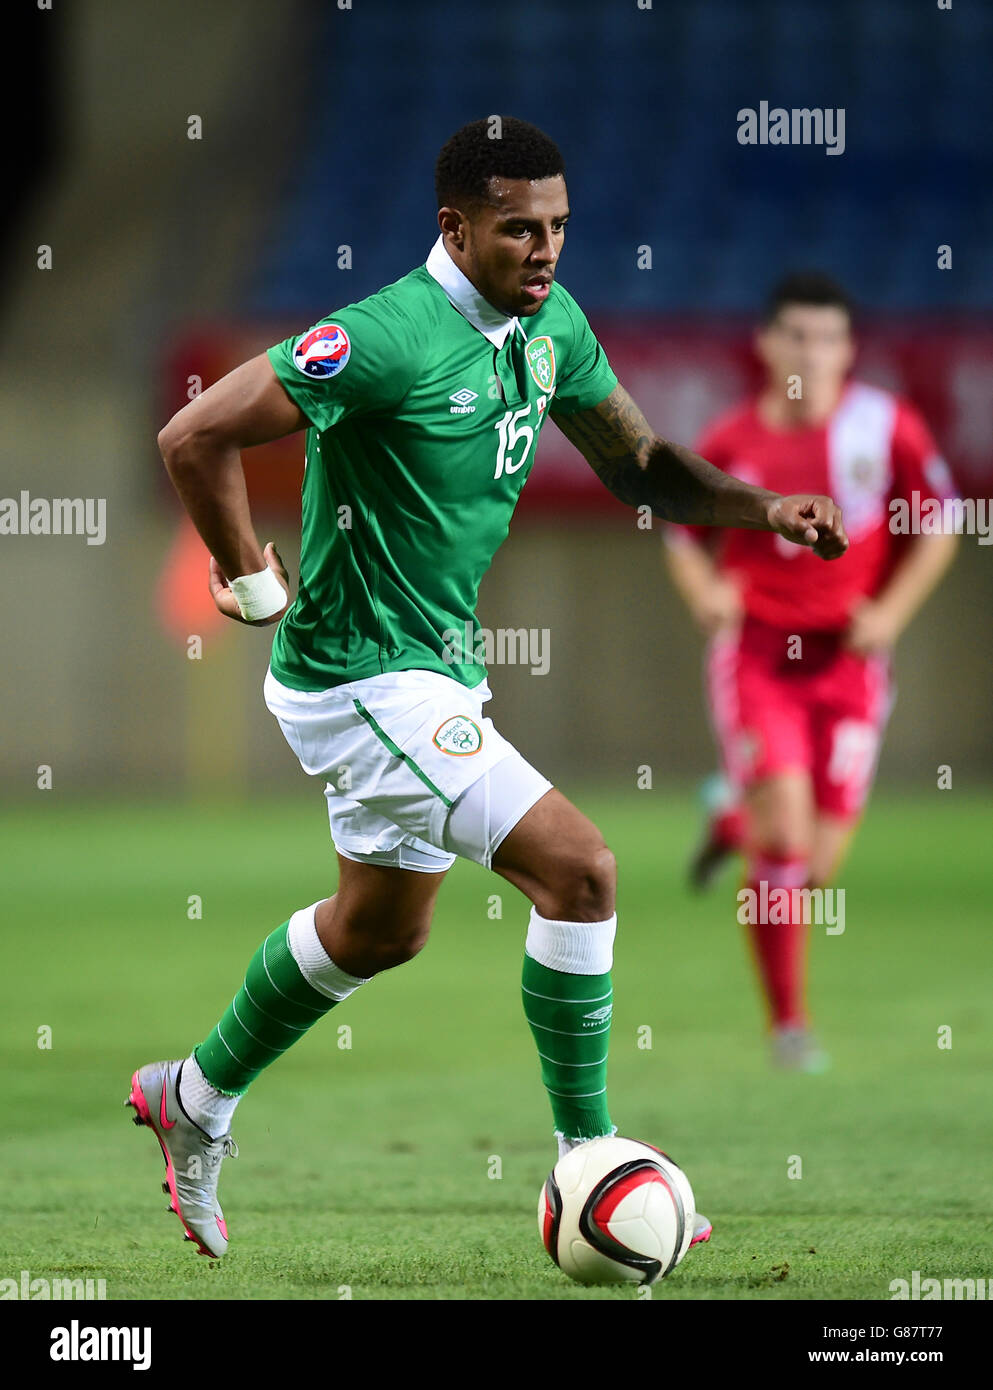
[664,272,959,1071]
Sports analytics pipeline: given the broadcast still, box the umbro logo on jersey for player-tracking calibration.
[582,1005,613,1025]
[449,388,478,415]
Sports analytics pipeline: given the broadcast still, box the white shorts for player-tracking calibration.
[263,666,553,872]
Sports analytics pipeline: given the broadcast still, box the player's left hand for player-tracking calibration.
[844,597,901,655]
[766,495,848,560]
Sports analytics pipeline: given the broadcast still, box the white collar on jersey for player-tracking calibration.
[424,234,524,349]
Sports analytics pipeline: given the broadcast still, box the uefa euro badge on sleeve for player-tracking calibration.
[292,324,351,379]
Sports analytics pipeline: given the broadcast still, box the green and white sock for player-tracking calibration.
[521,906,617,1145]
[182,901,369,1134]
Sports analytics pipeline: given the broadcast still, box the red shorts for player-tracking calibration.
[706,616,893,821]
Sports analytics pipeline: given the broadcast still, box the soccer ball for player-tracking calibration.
[538,1135,696,1285]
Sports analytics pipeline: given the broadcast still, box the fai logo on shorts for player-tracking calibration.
[432,715,483,755]
[525,336,556,391]
[292,324,351,379]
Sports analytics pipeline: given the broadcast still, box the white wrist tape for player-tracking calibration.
[228,565,286,621]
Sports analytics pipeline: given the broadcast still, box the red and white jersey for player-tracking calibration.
[668,380,958,631]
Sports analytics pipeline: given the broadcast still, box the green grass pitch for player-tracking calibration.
[2,788,990,1301]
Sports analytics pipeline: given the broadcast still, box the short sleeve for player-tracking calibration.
[890,400,959,503]
[546,286,618,414]
[266,292,421,432]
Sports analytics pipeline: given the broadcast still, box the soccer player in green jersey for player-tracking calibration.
[129,116,848,1259]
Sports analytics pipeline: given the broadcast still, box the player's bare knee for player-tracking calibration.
[754,827,811,863]
[538,843,616,922]
[336,914,431,975]
[369,927,430,971]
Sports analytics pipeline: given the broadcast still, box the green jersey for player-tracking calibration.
[265,235,617,692]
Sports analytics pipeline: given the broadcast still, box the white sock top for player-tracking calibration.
[525,907,617,975]
[287,901,371,1001]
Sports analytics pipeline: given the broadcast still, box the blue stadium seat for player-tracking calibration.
[243,0,993,315]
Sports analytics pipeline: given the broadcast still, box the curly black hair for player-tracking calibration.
[435,116,565,211]
[763,271,855,326]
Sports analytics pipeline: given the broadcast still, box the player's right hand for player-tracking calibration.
[209,541,291,626]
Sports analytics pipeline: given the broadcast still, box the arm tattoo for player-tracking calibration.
[550,385,654,492]
[551,385,776,527]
